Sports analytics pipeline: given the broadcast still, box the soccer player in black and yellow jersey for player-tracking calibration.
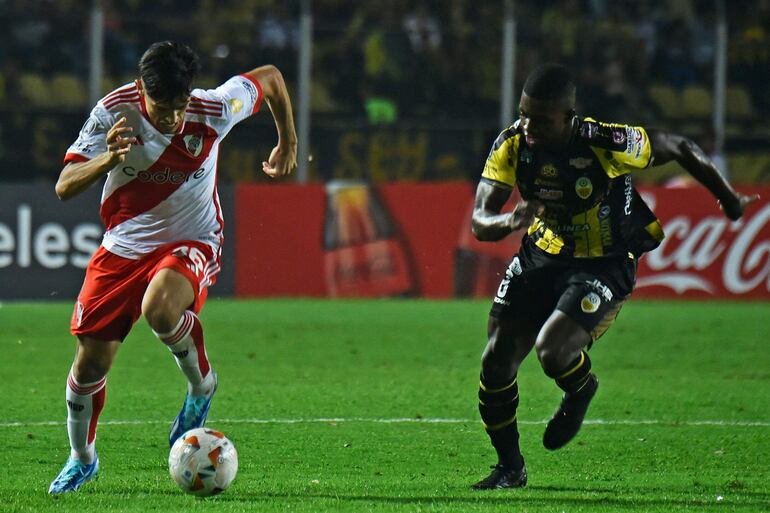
[470,64,758,489]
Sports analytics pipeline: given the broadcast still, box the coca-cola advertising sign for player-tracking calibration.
[635,186,770,299]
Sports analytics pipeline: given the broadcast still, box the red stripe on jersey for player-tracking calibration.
[188,104,222,114]
[187,109,222,118]
[103,95,141,110]
[190,96,223,107]
[99,122,219,230]
[64,152,90,165]
[103,90,139,104]
[188,102,224,114]
[102,82,139,103]
[239,73,264,114]
[103,89,140,101]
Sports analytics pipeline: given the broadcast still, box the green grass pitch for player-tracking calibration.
[2,299,769,512]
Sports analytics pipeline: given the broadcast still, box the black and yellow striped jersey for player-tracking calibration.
[481,117,665,258]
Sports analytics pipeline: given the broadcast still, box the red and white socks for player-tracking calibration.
[65,371,106,464]
[154,310,216,397]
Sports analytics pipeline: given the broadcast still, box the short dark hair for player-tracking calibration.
[522,63,576,104]
[139,41,200,102]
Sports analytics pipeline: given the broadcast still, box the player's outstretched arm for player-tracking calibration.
[56,117,136,200]
[471,181,541,242]
[244,65,297,178]
[648,128,759,220]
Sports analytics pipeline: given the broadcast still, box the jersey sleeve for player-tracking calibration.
[584,119,653,178]
[481,127,520,188]
[211,74,264,127]
[64,105,113,164]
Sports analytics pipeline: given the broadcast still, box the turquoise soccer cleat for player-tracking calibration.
[48,455,100,494]
[169,374,218,447]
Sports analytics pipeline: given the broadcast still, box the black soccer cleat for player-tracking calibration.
[471,462,528,490]
[543,374,599,450]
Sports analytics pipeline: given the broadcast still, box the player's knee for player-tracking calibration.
[480,351,514,384]
[480,342,518,384]
[73,351,111,383]
[535,337,568,377]
[142,297,180,334]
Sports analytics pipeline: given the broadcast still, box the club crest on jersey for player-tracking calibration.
[612,130,626,145]
[540,164,558,178]
[183,134,203,157]
[575,177,593,199]
[580,292,601,313]
[520,147,533,164]
[569,157,593,169]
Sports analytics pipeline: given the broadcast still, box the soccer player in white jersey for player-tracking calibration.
[48,41,297,494]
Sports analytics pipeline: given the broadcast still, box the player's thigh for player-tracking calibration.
[72,336,122,382]
[535,310,592,372]
[142,268,196,330]
[483,253,552,380]
[142,242,219,323]
[481,315,537,382]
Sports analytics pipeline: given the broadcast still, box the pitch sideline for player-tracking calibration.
[2,417,769,428]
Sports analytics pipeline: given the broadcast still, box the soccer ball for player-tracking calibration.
[168,428,238,496]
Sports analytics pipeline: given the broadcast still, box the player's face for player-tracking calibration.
[518,93,574,150]
[142,90,190,134]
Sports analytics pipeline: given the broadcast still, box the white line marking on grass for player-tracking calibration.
[2,417,770,428]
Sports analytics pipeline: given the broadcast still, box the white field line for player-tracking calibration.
[1,417,769,428]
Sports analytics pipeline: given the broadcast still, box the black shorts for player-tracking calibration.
[490,238,637,341]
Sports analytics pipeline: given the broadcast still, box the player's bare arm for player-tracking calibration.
[245,65,298,178]
[471,181,542,241]
[55,117,137,201]
[648,128,759,220]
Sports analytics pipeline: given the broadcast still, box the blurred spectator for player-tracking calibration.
[402,1,442,53]
[2,0,770,183]
[652,18,698,88]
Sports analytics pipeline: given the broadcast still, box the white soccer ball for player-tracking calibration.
[168,427,238,496]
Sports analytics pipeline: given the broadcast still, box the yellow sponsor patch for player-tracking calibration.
[540,164,558,177]
[229,98,243,114]
[580,292,601,313]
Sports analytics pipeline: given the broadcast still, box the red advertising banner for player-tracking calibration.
[234,182,472,297]
[634,186,770,299]
[234,184,326,297]
[233,183,770,300]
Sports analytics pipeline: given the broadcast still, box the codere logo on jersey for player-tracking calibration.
[121,166,206,184]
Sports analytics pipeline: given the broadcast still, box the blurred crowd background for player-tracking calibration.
[1,0,769,183]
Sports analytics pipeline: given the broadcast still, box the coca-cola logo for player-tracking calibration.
[638,199,770,295]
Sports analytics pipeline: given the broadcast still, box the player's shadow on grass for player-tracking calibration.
[215,490,770,509]
[531,484,770,500]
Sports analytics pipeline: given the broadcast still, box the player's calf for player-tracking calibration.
[543,351,598,450]
[155,310,218,446]
[474,375,527,489]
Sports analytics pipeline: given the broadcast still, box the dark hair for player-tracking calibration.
[522,63,576,103]
[138,41,200,102]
